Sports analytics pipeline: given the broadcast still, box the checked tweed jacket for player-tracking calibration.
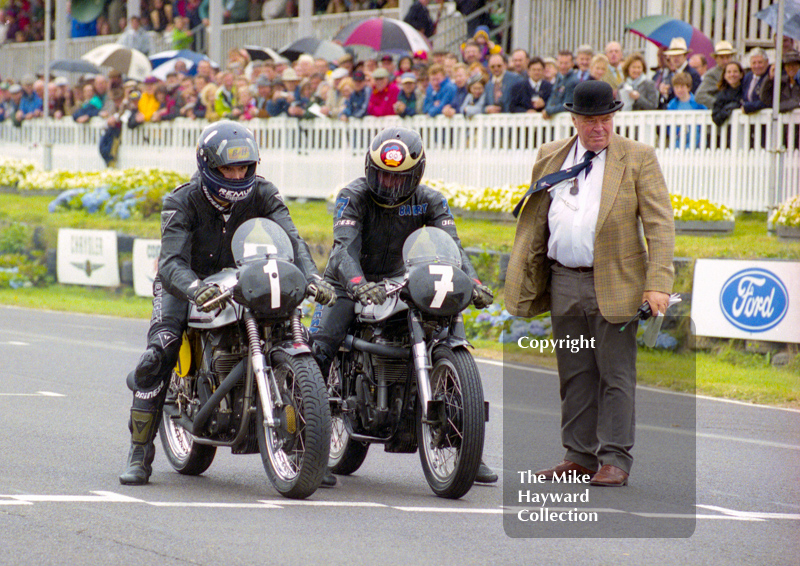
[505,133,675,324]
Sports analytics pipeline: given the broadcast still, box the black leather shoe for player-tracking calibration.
[475,460,498,484]
[320,468,337,488]
[119,443,156,485]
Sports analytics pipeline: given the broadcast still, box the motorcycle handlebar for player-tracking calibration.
[201,287,233,310]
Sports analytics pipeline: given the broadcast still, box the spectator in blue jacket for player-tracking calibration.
[394,73,418,117]
[543,50,579,118]
[423,63,456,116]
[341,70,371,120]
[666,72,706,148]
[72,83,103,123]
[16,75,42,123]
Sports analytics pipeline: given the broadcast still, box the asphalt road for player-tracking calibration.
[1,306,798,565]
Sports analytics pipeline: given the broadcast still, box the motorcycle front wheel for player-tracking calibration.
[417,346,485,499]
[160,374,217,476]
[257,351,331,499]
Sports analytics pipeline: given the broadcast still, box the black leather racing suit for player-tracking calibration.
[130,173,320,417]
[309,178,479,373]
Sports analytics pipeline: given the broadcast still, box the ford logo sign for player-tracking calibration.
[720,268,789,332]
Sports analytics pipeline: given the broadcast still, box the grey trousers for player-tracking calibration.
[550,264,638,474]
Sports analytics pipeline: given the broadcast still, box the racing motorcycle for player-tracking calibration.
[159,218,331,499]
[328,227,487,499]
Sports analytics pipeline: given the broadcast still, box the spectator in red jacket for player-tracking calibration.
[367,67,399,116]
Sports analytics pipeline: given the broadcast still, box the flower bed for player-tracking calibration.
[0,159,189,219]
[671,194,735,235]
[770,195,800,241]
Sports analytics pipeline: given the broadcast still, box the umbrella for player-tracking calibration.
[333,17,431,55]
[624,15,714,64]
[278,37,346,63]
[756,0,800,41]
[244,45,289,64]
[46,59,103,75]
[148,49,214,80]
[82,44,153,81]
[149,49,211,70]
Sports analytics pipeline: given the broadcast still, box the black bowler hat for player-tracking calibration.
[564,80,624,116]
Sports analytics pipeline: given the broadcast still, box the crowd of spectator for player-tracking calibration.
[2,4,800,166]
[0,0,410,45]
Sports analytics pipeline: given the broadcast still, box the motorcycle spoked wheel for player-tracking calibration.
[328,359,369,475]
[159,374,217,475]
[417,347,485,499]
[257,351,331,499]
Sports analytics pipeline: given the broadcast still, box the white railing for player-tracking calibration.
[2,110,798,211]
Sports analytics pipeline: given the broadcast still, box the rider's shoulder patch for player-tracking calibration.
[161,210,177,235]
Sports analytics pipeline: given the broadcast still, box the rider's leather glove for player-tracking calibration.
[472,281,494,309]
[193,283,223,312]
[307,275,337,306]
[354,280,387,306]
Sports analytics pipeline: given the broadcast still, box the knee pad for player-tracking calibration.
[133,346,164,390]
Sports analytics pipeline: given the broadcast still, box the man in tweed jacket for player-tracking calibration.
[505,80,674,487]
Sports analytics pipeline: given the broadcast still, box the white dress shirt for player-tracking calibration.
[547,138,607,268]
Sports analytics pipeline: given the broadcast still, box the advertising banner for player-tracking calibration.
[56,229,120,287]
[692,259,799,343]
[132,239,161,297]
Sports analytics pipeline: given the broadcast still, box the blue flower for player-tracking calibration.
[81,187,111,214]
[48,188,86,212]
[527,320,547,336]
[475,312,491,323]
[654,333,679,350]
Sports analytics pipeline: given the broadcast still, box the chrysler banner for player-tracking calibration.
[692,259,799,343]
[57,229,120,287]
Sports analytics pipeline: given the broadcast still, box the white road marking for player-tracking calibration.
[2,491,797,522]
[0,391,66,397]
[259,500,387,507]
[697,504,800,521]
[149,502,282,509]
[396,506,503,514]
[3,341,29,346]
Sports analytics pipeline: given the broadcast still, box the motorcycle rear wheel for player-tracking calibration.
[417,346,485,499]
[160,376,217,476]
[257,351,331,499]
[329,414,370,475]
[328,360,369,475]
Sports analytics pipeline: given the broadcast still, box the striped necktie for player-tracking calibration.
[512,151,596,217]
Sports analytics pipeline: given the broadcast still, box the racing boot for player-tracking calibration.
[475,460,498,484]
[119,408,159,485]
[321,468,337,488]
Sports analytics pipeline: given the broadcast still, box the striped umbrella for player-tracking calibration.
[625,15,714,64]
[333,17,431,55]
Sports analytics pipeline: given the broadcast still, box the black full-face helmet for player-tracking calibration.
[196,120,260,205]
[365,127,426,207]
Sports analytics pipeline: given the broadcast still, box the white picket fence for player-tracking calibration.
[1,109,798,211]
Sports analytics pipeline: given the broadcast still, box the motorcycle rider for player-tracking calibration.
[119,120,336,486]
[309,126,498,484]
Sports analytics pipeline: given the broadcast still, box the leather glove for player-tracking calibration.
[193,283,223,312]
[354,280,387,306]
[307,275,337,306]
[472,282,494,309]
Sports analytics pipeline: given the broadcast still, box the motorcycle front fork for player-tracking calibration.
[408,309,434,422]
[244,311,283,429]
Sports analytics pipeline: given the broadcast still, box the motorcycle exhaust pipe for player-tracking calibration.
[345,336,410,359]
[191,359,245,436]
